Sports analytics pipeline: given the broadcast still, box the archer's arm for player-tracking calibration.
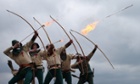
[87,45,98,61]
[58,39,73,54]
[24,31,38,50]
[65,39,73,48]
[3,46,14,59]
[7,60,14,71]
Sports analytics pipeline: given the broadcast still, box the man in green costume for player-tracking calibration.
[43,39,73,84]
[29,42,44,84]
[71,45,98,84]
[60,49,76,84]
[3,31,38,84]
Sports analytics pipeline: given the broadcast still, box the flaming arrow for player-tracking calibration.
[70,29,115,69]
[81,4,133,35]
[53,39,63,44]
[33,17,52,44]
[105,4,133,18]
[20,19,53,43]
[20,25,43,42]
[7,10,46,51]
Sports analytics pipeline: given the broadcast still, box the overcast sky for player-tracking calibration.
[0,0,140,84]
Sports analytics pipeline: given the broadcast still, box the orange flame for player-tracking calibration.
[81,21,99,35]
[53,39,64,44]
[44,20,54,26]
[59,39,64,42]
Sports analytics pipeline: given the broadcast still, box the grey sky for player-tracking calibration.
[0,0,140,84]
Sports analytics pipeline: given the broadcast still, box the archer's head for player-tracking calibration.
[12,40,22,48]
[31,42,40,50]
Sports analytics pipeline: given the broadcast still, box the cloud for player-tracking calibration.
[0,72,13,84]
[0,0,140,84]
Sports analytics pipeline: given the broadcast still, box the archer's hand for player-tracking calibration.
[65,39,73,48]
[13,43,20,48]
[31,31,38,41]
[34,31,38,36]
[95,44,98,49]
[69,39,73,43]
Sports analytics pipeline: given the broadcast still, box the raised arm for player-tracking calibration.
[65,39,73,48]
[3,46,13,58]
[58,39,73,54]
[3,42,21,59]
[86,45,98,61]
[24,31,38,50]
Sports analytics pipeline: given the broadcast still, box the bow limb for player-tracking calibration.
[33,17,52,44]
[7,10,46,51]
[7,10,35,31]
[50,16,71,39]
[50,15,79,53]
[69,31,85,56]
[70,29,115,69]
[20,26,42,42]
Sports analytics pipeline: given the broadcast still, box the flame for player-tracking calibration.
[81,21,99,35]
[53,39,64,44]
[59,39,64,42]
[44,20,54,26]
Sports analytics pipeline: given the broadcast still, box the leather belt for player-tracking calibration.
[19,63,32,68]
[49,64,61,69]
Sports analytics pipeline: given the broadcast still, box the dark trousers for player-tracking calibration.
[9,67,33,84]
[34,69,43,84]
[63,71,72,84]
[44,68,63,84]
[78,72,94,84]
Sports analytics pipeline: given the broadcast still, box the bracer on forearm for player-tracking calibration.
[31,35,37,42]
[65,41,72,48]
